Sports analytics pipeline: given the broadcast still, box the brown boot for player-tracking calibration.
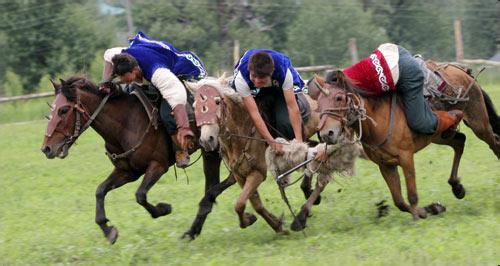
[434,110,464,137]
[170,135,191,168]
[172,104,195,168]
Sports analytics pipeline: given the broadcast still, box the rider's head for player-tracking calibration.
[111,53,142,83]
[248,52,274,88]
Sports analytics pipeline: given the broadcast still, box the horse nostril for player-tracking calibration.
[41,146,51,155]
[328,130,335,137]
[209,136,215,142]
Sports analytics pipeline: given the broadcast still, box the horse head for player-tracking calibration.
[41,77,95,158]
[193,84,224,152]
[316,70,361,144]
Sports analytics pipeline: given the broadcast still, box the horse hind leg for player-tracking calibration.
[182,173,236,240]
[95,167,140,244]
[433,132,467,199]
[292,174,330,231]
[249,191,289,234]
[135,161,171,218]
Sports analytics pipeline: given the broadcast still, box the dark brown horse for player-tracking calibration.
[314,65,499,220]
[41,76,221,244]
[181,78,320,239]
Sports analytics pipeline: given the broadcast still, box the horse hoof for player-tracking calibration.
[313,195,322,206]
[155,203,172,217]
[106,226,119,244]
[181,230,197,241]
[278,229,290,235]
[452,184,466,199]
[290,218,306,231]
[240,213,257,228]
[425,203,447,215]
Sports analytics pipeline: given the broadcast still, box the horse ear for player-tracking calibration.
[335,70,346,84]
[59,78,66,86]
[50,79,60,93]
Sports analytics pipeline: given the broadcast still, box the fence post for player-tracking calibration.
[454,19,464,63]
[233,39,240,65]
[349,38,359,64]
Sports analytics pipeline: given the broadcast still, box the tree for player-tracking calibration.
[285,0,388,68]
[462,0,500,59]
[2,69,23,97]
[0,1,115,93]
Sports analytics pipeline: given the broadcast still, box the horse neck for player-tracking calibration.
[79,90,128,145]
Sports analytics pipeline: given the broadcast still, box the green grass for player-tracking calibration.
[0,85,499,265]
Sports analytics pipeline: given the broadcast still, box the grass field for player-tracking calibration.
[0,84,499,265]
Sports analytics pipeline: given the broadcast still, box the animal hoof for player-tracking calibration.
[313,195,322,205]
[106,226,119,244]
[290,218,306,231]
[155,203,172,217]
[181,230,197,241]
[452,184,466,199]
[241,213,257,228]
[425,203,447,215]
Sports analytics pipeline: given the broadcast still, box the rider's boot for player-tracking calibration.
[433,110,464,138]
[172,104,195,168]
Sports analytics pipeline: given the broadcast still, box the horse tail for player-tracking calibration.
[481,88,500,135]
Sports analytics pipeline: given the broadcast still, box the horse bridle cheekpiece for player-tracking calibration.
[194,85,223,127]
[318,84,365,131]
[46,87,110,148]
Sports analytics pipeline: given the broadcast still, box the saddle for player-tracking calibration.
[415,56,472,110]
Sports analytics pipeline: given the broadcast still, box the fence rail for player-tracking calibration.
[0,92,53,103]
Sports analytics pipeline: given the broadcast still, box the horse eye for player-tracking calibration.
[58,107,70,116]
[214,97,221,105]
[335,95,343,101]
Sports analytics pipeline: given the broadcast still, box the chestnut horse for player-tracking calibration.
[181,78,320,239]
[314,66,499,220]
[41,76,221,244]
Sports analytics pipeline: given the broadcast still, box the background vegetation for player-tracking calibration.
[0,0,498,95]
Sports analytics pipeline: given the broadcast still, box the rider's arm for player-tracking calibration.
[151,68,187,109]
[242,95,275,144]
[282,69,303,142]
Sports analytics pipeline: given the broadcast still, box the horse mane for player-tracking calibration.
[185,75,242,104]
[59,75,101,101]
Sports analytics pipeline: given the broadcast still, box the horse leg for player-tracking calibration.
[378,164,413,216]
[182,173,236,240]
[432,132,467,199]
[291,174,330,231]
[135,161,171,218]
[248,191,288,234]
[300,172,321,205]
[95,167,140,244]
[463,87,500,159]
[234,172,262,229]
[202,149,222,192]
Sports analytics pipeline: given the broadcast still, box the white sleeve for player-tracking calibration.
[151,68,187,109]
[282,68,294,90]
[103,47,127,63]
[234,71,252,97]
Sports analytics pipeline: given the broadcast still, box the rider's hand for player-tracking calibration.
[269,140,284,155]
[98,81,115,94]
[314,143,327,162]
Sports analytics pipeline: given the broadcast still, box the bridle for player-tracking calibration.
[318,85,372,142]
[48,90,110,149]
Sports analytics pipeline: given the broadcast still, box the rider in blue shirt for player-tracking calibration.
[232,49,306,154]
[102,32,206,167]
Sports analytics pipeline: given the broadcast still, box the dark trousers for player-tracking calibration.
[254,88,307,140]
[397,46,437,134]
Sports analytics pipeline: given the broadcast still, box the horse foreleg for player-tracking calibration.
[248,190,288,234]
[182,173,236,240]
[96,167,140,244]
[433,132,467,199]
[399,154,430,220]
[202,149,222,192]
[292,174,330,231]
[235,172,262,229]
[379,164,413,215]
[135,161,170,218]
[300,172,321,205]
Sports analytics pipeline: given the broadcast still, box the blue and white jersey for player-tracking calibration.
[123,32,207,81]
[232,49,305,97]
